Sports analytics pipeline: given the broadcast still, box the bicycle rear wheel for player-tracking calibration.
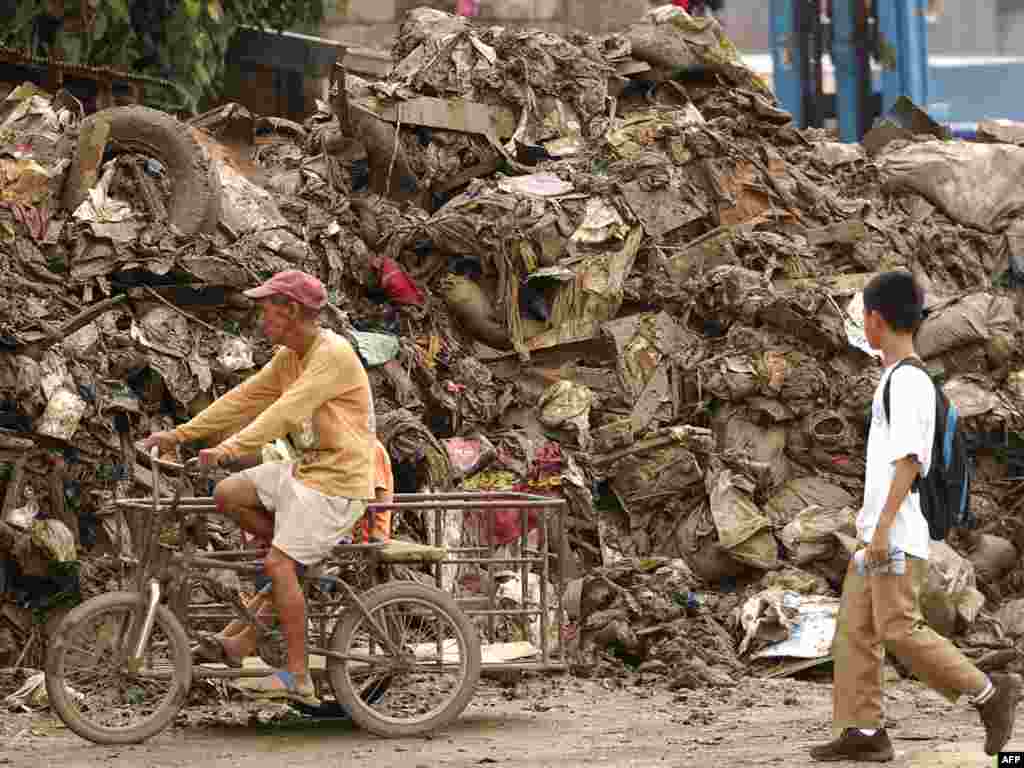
[327,582,481,737]
[45,591,192,744]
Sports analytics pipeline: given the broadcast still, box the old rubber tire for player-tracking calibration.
[327,581,481,737]
[63,106,220,235]
[45,591,193,745]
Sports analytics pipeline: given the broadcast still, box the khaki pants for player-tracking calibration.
[831,554,987,731]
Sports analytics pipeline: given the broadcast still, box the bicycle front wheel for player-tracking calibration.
[327,582,481,737]
[45,591,193,744]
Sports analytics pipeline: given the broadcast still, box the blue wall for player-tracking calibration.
[928,61,1024,123]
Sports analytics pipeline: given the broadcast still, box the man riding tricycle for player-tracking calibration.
[44,270,483,743]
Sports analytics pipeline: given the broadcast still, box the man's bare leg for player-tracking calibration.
[207,474,275,660]
[213,474,274,541]
[265,546,310,685]
[220,592,271,639]
[218,593,273,660]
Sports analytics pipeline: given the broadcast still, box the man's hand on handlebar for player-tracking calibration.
[197,447,228,470]
[141,430,180,455]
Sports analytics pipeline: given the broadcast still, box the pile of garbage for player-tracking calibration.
[3,4,1024,685]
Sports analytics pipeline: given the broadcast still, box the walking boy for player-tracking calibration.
[810,271,1022,761]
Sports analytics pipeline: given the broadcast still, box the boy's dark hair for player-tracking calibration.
[863,271,924,333]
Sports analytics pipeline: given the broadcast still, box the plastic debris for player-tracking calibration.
[0,7,1022,691]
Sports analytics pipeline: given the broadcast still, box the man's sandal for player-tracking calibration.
[244,670,320,707]
[191,633,244,669]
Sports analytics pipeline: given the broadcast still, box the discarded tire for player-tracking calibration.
[63,106,221,235]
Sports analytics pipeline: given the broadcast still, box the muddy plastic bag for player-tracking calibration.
[750,594,840,660]
[132,306,191,359]
[217,338,255,372]
[998,599,1024,638]
[603,311,700,401]
[3,492,39,530]
[764,477,855,527]
[498,174,574,198]
[942,376,1000,419]
[813,142,864,169]
[736,589,801,655]
[0,158,54,208]
[612,443,704,522]
[72,159,136,228]
[915,294,1018,360]
[705,460,779,571]
[215,160,307,259]
[148,353,200,408]
[443,434,497,480]
[350,330,401,367]
[443,275,512,350]
[780,505,857,565]
[716,410,789,488]
[978,119,1024,146]
[30,519,76,562]
[964,533,1018,583]
[922,541,985,637]
[5,670,83,711]
[538,380,594,449]
[626,6,771,98]
[879,141,1024,233]
[62,322,101,362]
[36,387,88,441]
[571,198,630,245]
[701,355,760,401]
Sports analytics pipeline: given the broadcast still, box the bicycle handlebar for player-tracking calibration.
[136,443,243,477]
[135,444,205,478]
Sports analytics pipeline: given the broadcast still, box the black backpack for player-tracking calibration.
[882,358,976,541]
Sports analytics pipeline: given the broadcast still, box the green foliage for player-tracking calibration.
[0,0,330,112]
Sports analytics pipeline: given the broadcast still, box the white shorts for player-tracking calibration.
[241,461,366,566]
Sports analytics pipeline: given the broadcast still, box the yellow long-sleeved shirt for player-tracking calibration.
[173,329,375,499]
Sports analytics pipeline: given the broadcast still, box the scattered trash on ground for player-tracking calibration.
[3,4,1024,690]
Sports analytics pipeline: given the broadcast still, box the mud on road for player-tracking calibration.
[0,677,1006,768]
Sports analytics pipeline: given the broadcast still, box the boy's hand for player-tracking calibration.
[865,524,892,570]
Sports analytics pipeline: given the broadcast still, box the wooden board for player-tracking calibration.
[377,96,517,141]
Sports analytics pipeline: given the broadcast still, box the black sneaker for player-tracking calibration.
[809,728,894,762]
[978,673,1024,756]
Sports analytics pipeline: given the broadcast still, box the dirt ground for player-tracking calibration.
[0,675,1011,767]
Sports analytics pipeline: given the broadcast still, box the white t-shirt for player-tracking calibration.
[857,359,935,561]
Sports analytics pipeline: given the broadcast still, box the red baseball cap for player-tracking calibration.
[244,270,327,310]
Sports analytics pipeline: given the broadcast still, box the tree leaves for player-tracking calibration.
[1,0,46,46]
[0,0,329,113]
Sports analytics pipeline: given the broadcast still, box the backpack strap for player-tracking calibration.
[881,356,931,493]
[882,357,929,425]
